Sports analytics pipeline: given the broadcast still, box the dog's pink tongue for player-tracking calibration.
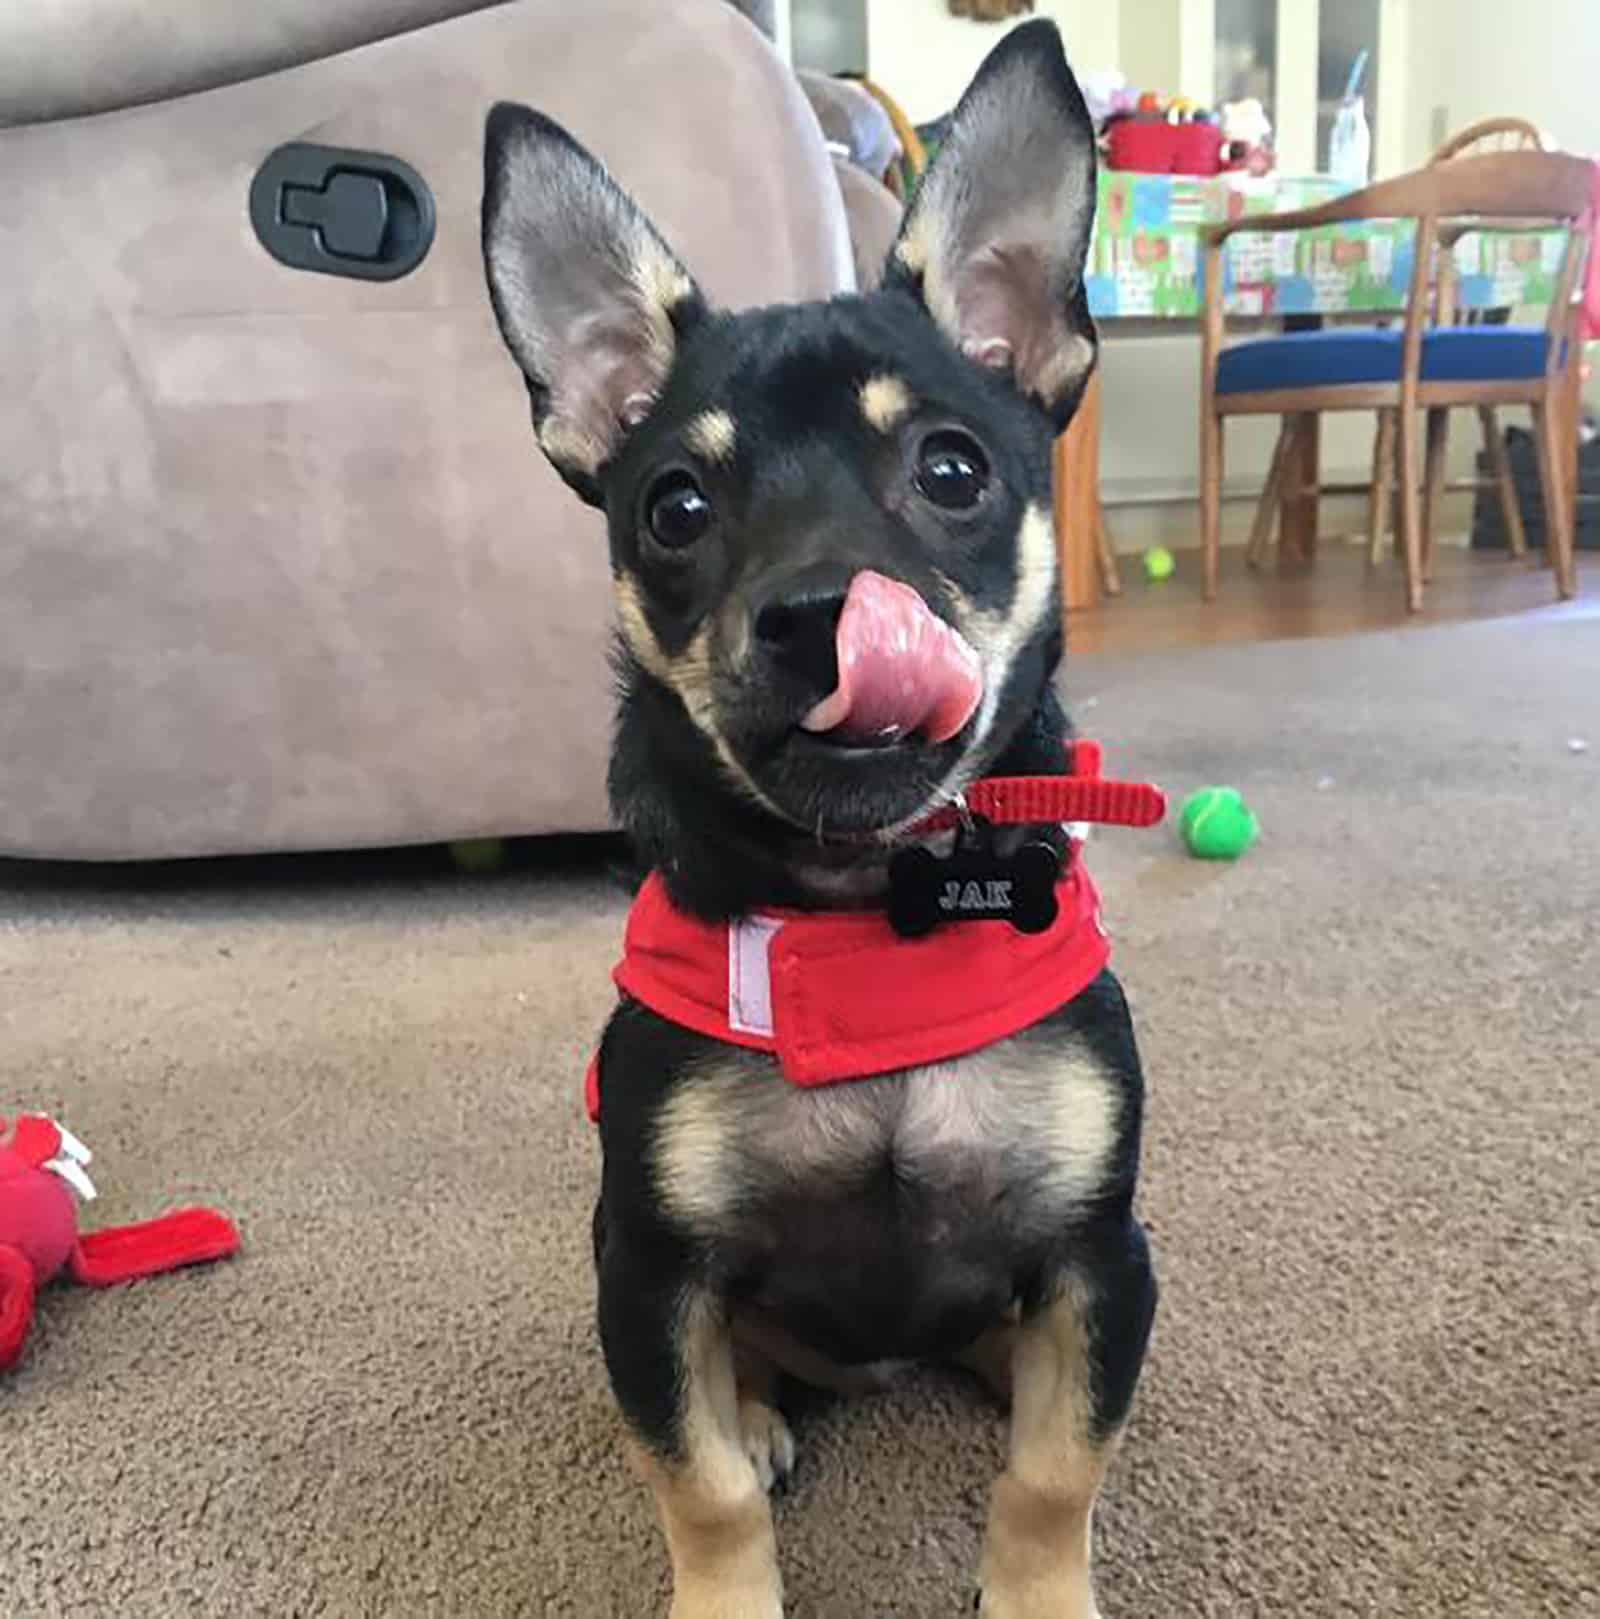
[800,571,982,745]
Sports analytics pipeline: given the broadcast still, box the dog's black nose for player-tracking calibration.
[753,580,846,695]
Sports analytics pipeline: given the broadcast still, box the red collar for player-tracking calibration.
[585,741,1164,1123]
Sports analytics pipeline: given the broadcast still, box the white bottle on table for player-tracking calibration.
[1329,95,1371,185]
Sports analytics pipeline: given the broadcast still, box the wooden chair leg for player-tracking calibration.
[1397,407,1425,613]
[1478,405,1527,559]
[1053,395,1100,611]
[1421,407,1451,583]
[1531,400,1577,601]
[1201,408,1224,602]
[1247,421,1293,570]
[1368,409,1398,566]
[1557,313,1584,552]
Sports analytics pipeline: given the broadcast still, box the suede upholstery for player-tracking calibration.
[800,70,902,180]
[834,158,906,290]
[0,0,507,126]
[1,0,855,858]
[0,0,784,127]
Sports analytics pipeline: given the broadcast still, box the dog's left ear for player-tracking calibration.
[884,19,1098,430]
[482,102,708,505]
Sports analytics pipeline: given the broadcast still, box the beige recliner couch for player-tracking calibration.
[1,0,899,859]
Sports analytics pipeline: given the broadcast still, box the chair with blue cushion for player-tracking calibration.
[1406,119,1557,570]
[1198,150,1594,611]
[1279,119,1558,582]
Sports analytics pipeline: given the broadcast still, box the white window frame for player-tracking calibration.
[1182,0,1408,177]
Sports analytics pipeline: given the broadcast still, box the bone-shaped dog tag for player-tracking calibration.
[888,826,1060,938]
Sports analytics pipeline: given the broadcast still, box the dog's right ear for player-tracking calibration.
[482,103,708,505]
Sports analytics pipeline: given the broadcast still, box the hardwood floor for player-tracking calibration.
[1068,542,1599,658]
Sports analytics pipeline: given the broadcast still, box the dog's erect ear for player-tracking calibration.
[884,20,1098,428]
[482,103,708,504]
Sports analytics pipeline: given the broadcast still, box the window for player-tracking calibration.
[1209,0,1388,176]
[791,0,868,76]
[1317,0,1381,170]
[1215,0,1277,112]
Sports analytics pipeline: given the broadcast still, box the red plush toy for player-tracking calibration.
[0,1112,240,1372]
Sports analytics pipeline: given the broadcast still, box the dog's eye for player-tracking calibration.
[646,473,714,550]
[914,431,990,511]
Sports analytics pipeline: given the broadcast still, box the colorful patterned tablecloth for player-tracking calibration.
[1085,171,1571,320]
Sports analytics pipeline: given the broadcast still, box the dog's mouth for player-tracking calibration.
[719,571,989,838]
[793,571,983,752]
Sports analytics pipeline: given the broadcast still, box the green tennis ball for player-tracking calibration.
[1144,545,1176,582]
[1179,787,1259,860]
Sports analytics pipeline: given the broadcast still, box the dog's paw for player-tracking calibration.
[738,1397,797,1494]
[669,1579,784,1619]
[975,1591,1102,1619]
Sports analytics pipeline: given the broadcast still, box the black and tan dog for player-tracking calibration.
[482,22,1156,1617]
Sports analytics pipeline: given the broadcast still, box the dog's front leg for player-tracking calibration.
[599,1257,783,1619]
[978,1222,1156,1619]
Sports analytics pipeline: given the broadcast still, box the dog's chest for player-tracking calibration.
[650,1025,1125,1236]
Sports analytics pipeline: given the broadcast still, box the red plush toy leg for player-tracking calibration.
[0,1245,37,1372]
[68,1207,240,1288]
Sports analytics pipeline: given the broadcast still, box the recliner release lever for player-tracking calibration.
[250,142,434,282]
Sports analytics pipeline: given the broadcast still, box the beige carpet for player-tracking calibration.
[3,613,1597,1618]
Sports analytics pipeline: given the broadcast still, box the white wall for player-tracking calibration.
[1117,0,1184,101]
[1402,0,1600,166]
[866,0,1122,124]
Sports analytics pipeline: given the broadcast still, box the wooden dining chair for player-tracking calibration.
[1430,116,1552,165]
[1200,150,1593,611]
[1408,118,1557,571]
[1360,118,1557,570]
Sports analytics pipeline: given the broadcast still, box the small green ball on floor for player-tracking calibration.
[1143,545,1176,583]
[448,837,507,874]
[1179,787,1259,860]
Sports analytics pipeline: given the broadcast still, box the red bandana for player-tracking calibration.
[584,742,1164,1123]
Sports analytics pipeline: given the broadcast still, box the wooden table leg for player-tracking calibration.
[1054,369,1105,613]
[1278,409,1321,568]
[1095,504,1123,597]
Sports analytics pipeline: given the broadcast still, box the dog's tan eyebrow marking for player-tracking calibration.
[859,375,913,433]
[684,408,737,463]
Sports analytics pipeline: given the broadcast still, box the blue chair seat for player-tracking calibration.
[1216,325,1554,395]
